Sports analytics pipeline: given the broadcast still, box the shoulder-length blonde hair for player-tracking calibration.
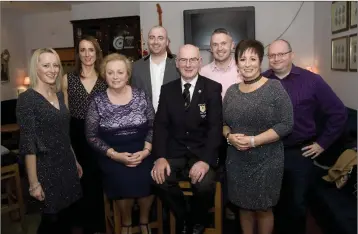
[29,48,63,92]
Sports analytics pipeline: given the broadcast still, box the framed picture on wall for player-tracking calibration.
[350,1,357,28]
[31,47,76,74]
[1,49,10,83]
[331,1,349,34]
[53,47,76,74]
[331,36,348,71]
[349,34,357,72]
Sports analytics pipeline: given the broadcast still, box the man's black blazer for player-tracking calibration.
[152,75,223,167]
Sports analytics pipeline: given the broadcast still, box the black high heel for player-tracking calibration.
[139,223,152,234]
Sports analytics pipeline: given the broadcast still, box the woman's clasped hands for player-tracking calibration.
[111,150,150,167]
[228,133,253,151]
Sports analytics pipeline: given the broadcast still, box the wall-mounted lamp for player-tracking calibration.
[23,76,30,86]
[17,76,30,96]
[306,66,319,74]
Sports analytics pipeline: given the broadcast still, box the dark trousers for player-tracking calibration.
[37,202,80,234]
[274,146,314,234]
[218,136,229,206]
[70,117,105,234]
[154,155,216,227]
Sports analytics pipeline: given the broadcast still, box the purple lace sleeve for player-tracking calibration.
[85,97,110,155]
[144,92,155,143]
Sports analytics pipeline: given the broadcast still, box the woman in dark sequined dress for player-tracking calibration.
[223,40,293,234]
[17,48,82,234]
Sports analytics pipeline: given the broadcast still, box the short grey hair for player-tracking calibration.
[211,28,232,38]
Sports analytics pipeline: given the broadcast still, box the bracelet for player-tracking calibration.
[29,182,41,192]
[226,133,232,146]
[108,149,115,158]
[250,136,256,148]
[143,148,151,154]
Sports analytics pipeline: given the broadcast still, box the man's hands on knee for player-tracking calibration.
[189,161,209,184]
[151,158,171,184]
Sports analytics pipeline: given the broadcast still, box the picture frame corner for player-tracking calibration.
[331,36,349,71]
[331,1,349,34]
[348,34,357,72]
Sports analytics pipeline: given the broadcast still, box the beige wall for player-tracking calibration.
[314,2,358,110]
[2,1,357,111]
[1,9,27,101]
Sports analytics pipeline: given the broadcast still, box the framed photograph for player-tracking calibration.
[350,1,357,28]
[331,1,349,34]
[32,47,76,74]
[331,36,348,71]
[53,47,75,62]
[53,47,76,74]
[61,61,76,75]
[1,49,10,83]
[349,34,357,72]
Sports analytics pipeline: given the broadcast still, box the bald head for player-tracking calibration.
[268,39,294,76]
[148,26,169,56]
[176,44,202,81]
[269,39,292,53]
[178,44,199,58]
[148,25,168,38]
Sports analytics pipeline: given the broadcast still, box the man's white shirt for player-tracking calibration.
[181,75,198,100]
[150,53,167,112]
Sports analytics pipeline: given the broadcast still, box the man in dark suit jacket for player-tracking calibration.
[151,44,223,234]
[132,26,179,112]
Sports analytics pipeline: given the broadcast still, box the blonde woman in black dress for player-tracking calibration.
[62,35,107,234]
[17,48,82,234]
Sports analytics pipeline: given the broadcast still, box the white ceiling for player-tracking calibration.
[0,1,89,14]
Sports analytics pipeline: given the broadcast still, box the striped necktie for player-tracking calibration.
[183,83,191,110]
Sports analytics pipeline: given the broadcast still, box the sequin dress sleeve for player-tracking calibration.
[16,91,39,156]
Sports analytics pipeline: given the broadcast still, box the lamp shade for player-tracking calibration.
[23,76,30,85]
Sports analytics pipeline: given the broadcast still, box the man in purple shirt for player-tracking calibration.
[262,39,347,234]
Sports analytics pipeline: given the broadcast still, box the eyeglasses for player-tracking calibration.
[267,51,292,60]
[178,58,200,65]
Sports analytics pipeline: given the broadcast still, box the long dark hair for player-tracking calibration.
[74,35,103,76]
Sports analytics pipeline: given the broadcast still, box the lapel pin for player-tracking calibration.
[198,90,202,93]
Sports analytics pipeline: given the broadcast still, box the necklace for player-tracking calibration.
[243,74,262,84]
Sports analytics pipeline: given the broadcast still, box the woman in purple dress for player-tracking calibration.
[85,53,155,234]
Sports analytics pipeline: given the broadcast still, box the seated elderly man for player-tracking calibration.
[151,44,223,234]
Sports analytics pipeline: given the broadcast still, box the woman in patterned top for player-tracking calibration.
[16,48,82,234]
[86,53,155,234]
[62,35,107,234]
